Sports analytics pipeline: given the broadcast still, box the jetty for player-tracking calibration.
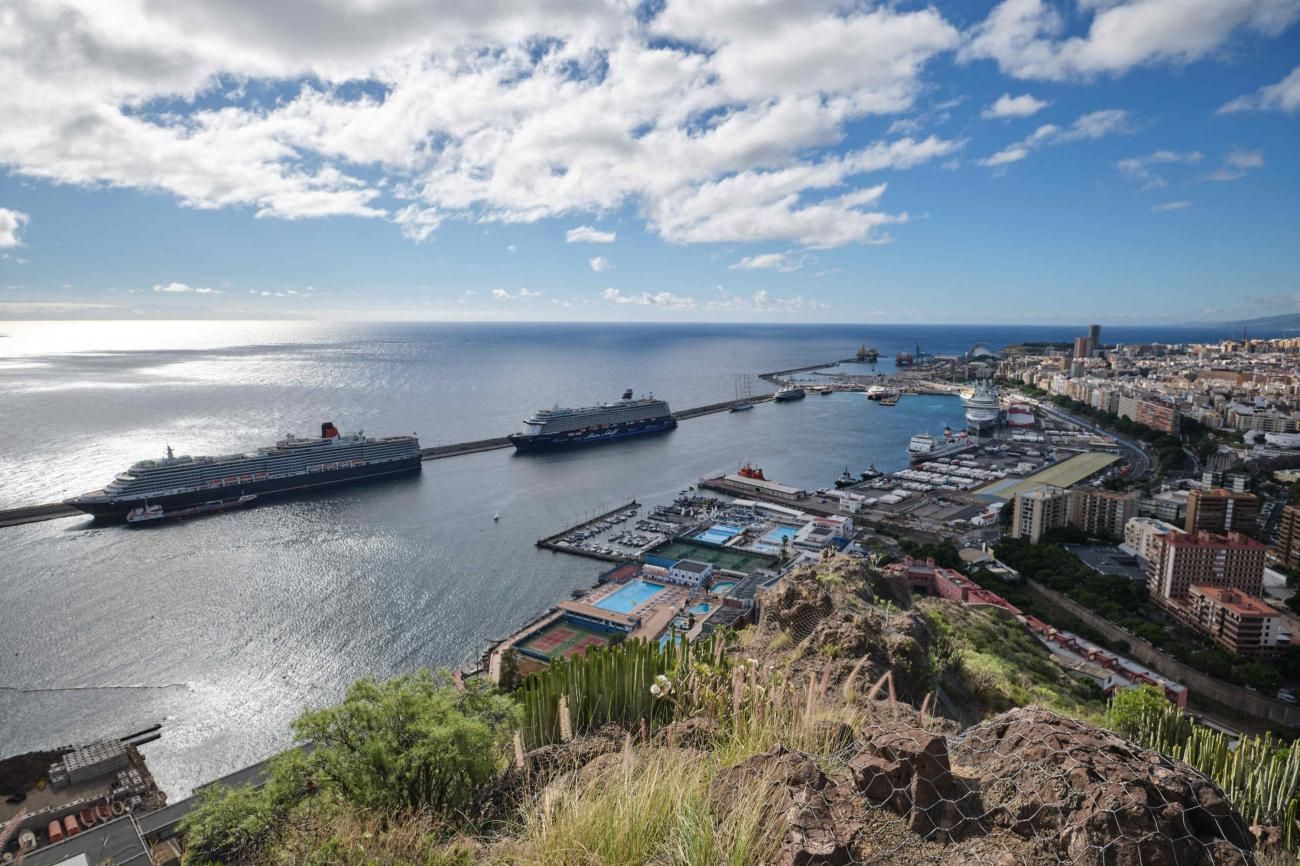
[0,357,848,530]
[535,501,640,563]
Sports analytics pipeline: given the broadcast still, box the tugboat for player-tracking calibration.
[834,467,858,489]
[737,463,767,480]
[773,384,806,402]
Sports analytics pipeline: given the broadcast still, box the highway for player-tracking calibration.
[1032,400,1153,480]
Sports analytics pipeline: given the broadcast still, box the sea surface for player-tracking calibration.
[0,320,1267,796]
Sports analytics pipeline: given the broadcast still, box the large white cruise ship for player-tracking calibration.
[66,422,421,518]
[964,382,1001,434]
[508,389,677,451]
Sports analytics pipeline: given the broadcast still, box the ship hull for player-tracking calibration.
[67,457,422,519]
[508,416,677,451]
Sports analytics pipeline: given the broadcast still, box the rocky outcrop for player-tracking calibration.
[707,708,1254,866]
[753,558,934,702]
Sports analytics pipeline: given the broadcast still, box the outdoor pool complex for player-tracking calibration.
[711,580,736,596]
[594,579,666,614]
[764,526,798,544]
[689,602,712,615]
[695,523,743,545]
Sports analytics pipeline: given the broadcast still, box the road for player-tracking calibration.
[1032,401,1153,480]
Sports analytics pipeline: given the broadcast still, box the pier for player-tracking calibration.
[0,358,844,530]
[535,500,640,563]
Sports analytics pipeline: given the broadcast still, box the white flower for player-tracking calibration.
[650,683,663,698]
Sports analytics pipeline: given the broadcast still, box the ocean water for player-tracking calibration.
[0,320,1265,796]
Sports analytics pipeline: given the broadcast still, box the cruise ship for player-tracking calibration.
[508,389,677,451]
[964,382,1001,434]
[66,422,421,518]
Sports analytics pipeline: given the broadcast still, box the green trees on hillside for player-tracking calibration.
[179,670,516,864]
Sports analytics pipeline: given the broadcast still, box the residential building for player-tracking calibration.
[1068,488,1139,539]
[1185,488,1260,536]
[1011,485,1070,544]
[1123,516,1185,563]
[1275,504,1300,572]
[1147,531,1268,608]
[1185,586,1291,658]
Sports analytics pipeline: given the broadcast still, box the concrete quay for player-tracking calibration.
[0,357,838,530]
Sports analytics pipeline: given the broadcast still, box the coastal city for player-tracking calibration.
[5,323,1300,864]
[5,1,1300,861]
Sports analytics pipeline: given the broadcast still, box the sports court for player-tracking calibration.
[517,619,613,661]
[648,539,774,574]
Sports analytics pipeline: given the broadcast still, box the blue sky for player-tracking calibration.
[0,0,1298,324]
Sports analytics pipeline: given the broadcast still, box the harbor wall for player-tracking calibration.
[0,366,827,529]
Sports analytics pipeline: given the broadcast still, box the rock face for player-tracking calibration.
[754,559,936,702]
[952,708,1254,866]
[708,708,1255,866]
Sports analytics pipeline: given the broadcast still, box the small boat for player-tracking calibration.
[834,467,857,489]
[819,387,833,395]
[80,807,97,828]
[493,512,500,522]
[729,401,754,412]
[127,494,256,526]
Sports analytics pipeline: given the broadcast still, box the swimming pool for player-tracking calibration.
[694,523,743,545]
[710,580,736,596]
[594,579,666,614]
[689,602,712,615]
[763,526,798,544]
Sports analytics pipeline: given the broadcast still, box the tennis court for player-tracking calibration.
[517,619,613,660]
[648,539,773,574]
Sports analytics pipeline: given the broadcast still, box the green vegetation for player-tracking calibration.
[897,538,962,569]
[990,539,1295,691]
[1108,687,1300,851]
[179,670,517,865]
[518,634,734,749]
[920,599,1105,720]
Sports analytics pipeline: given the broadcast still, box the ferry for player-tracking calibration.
[509,389,677,451]
[908,428,977,463]
[773,384,806,402]
[66,423,421,519]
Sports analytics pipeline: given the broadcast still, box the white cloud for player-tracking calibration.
[492,287,542,300]
[588,255,611,272]
[1218,63,1300,114]
[152,281,221,294]
[0,0,966,249]
[707,287,827,313]
[0,208,29,248]
[977,109,1130,167]
[506,244,516,253]
[1151,200,1192,212]
[1206,148,1265,181]
[1117,149,1202,189]
[601,287,698,309]
[565,226,617,244]
[982,93,1050,118]
[730,252,803,273]
[961,0,1300,81]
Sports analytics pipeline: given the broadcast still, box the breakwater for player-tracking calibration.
[0,362,838,530]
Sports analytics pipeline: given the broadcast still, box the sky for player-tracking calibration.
[0,0,1298,324]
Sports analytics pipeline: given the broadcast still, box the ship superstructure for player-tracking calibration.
[508,389,677,451]
[66,422,421,518]
[964,382,1001,434]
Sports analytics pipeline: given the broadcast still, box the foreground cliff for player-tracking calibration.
[177,557,1274,866]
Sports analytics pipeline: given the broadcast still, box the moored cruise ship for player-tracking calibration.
[508,389,677,451]
[66,422,421,518]
[964,381,1001,434]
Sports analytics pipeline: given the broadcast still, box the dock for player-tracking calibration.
[535,500,640,563]
[0,357,846,530]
